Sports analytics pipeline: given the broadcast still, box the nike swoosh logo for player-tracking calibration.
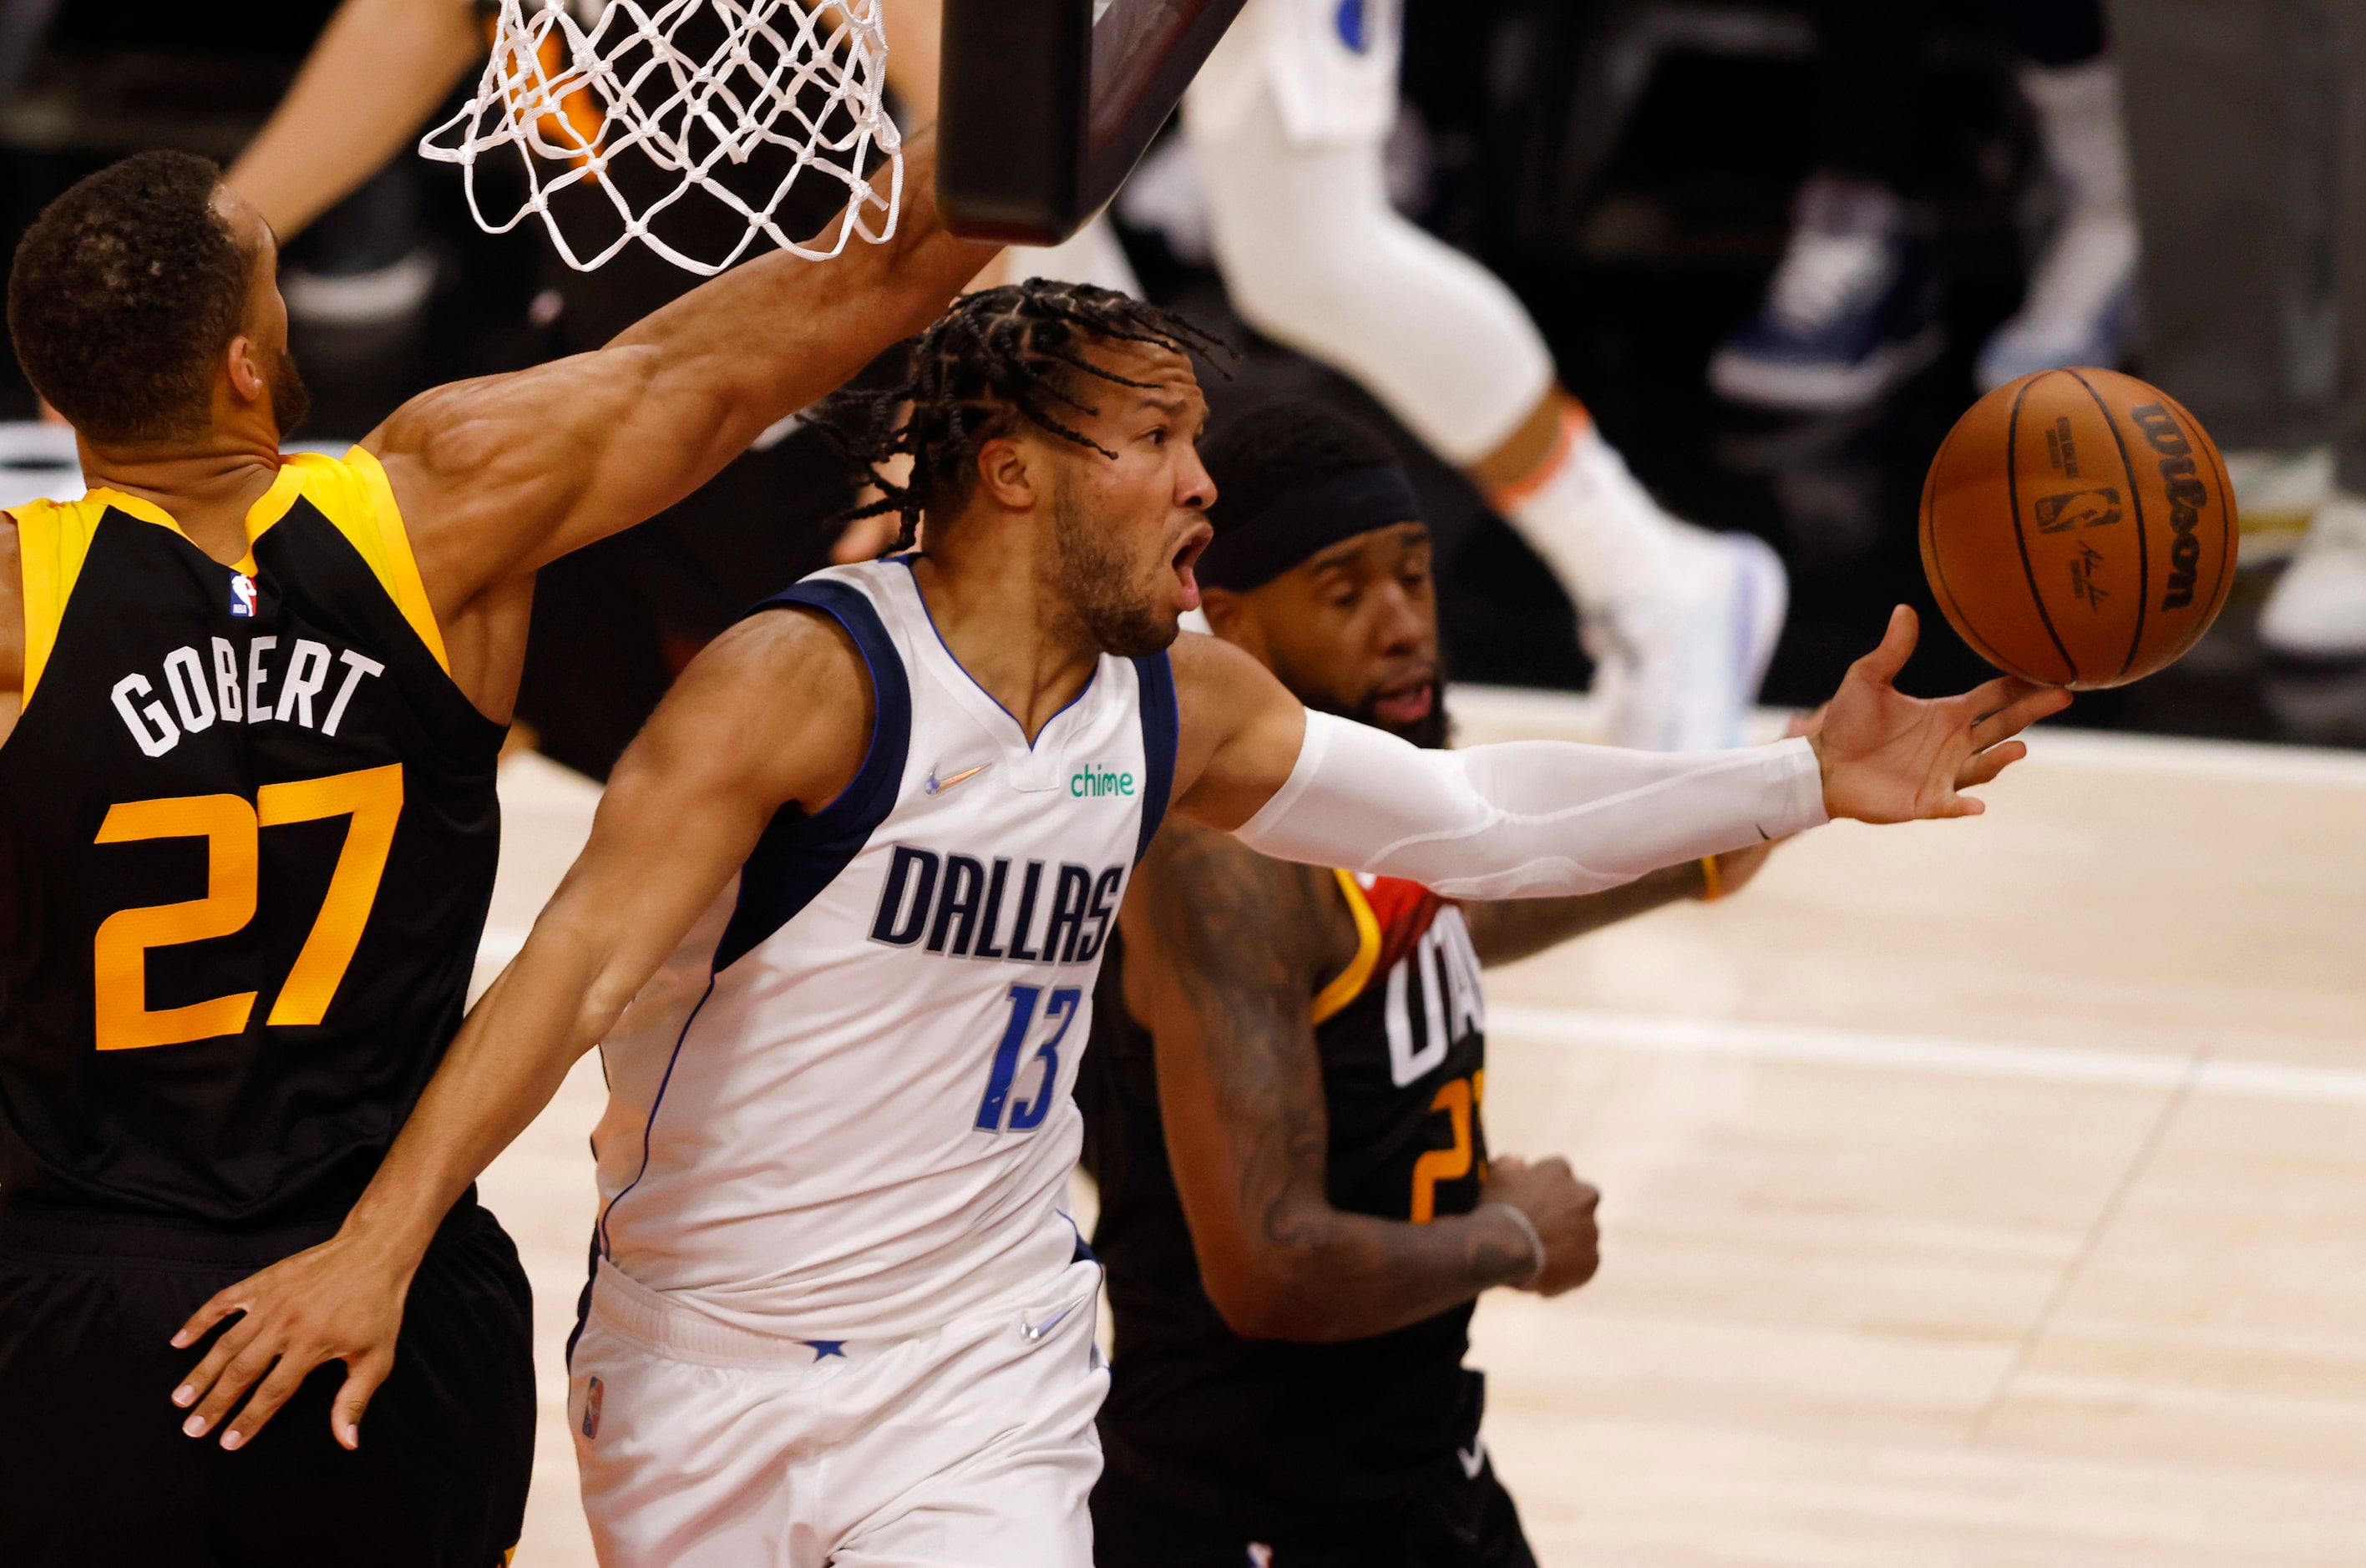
[1457,1440,1486,1479]
[925,763,992,796]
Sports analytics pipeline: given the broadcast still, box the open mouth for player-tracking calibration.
[1370,672,1436,726]
[1170,528,1211,612]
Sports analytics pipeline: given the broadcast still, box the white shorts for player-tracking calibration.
[567,1257,1107,1568]
[1188,0,1402,147]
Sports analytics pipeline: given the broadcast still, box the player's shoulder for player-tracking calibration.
[1168,625,1275,703]
[1130,813,1355,981]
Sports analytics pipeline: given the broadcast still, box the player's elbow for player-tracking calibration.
[1200,1246,1360,1343]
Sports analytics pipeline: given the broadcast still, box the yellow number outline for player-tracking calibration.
[92,764,405,1050]
[1411,1075,1475,1224]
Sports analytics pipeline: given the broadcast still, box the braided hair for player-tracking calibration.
[810,278,1226,549]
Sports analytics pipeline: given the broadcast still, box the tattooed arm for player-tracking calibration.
[1461,838,1781,966]
[1120,820,1599,1343]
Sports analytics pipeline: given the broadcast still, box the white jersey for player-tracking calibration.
[588,559,1177,1339]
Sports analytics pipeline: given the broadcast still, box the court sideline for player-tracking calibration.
[474,689,2366,1565]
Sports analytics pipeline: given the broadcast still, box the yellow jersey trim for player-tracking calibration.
[1310,869,1382,1026]
[336,446,448,675]
[8,452,450,705]
[10,494,104,704]
[271,449,451,675]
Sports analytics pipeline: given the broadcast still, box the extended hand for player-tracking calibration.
[1810,606,2070,823]
[169,1231,415,1451]
[1482,1154,1601,1297]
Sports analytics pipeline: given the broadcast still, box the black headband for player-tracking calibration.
[1196,464,1426,592]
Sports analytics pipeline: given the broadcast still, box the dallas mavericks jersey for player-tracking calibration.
[0,453,505,1224]
[590,557,1176,1338]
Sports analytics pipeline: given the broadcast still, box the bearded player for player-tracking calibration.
[173,281,2062,1567]
[1082,399,1791,1566]
[0,142,990,1565]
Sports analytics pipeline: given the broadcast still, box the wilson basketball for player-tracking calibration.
[1919,367,2237,690]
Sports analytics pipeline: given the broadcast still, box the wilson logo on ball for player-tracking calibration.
[2130,402,2210,610]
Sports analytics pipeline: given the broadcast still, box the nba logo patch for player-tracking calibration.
[228,572,258,618]
[580,1375,603,1439]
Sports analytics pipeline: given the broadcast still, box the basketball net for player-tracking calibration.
[419,0,901,276]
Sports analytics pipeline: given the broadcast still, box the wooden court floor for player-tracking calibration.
[474,689,2366,1565]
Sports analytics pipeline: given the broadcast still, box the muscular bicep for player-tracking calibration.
[1123,826,1347,1288]
[1168,631,1310,831]
[521,606,874,1032]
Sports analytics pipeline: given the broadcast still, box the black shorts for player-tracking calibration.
[0,1190,535,1568]
[1091,1450,1538,1568]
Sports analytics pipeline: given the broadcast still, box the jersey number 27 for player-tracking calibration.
[90,764,403,1052]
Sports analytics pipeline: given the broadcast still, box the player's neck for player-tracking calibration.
[79,418,286,568]
[907,524,1102,746]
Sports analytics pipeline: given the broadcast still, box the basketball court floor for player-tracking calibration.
[474,687,2366,1566]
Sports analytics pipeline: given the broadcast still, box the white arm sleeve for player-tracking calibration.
[1233,711,1830,898]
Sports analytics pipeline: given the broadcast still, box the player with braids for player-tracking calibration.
[191,282,2064,1566]
[814,281,1227,550]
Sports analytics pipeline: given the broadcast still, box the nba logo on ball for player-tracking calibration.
[227,573,257,618]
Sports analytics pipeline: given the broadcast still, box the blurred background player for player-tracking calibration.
[1081,399,1792,1567]
[884,0,1787,753]
[1709,0,2137,411]
[2110,0,2366,665]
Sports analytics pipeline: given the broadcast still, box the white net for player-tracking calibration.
[420,0,902,276]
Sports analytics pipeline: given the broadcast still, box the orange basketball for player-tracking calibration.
[1919,367,2237,689]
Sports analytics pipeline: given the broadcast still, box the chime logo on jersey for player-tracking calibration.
[228,572,258,618]
[868,845,1124,966]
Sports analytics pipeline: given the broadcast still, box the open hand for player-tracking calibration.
[1811,605,2070,823]
[169,1232,415,1452]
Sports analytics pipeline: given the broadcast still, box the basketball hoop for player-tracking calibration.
[421,0,902,276]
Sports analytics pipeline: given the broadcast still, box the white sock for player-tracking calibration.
[2014,59,2137,325]
[1496,409,1691,615]
[2022,58,2131,220]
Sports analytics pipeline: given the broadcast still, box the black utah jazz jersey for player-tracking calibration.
[1079,870,1493,1529]
[0,452,505,1225]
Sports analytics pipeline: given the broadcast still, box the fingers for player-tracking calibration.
[1955,740,2027,791]
[218,1349,322,1451]
[332,1350,393,1450]
[171,1287,245,1353]
[1970,683,2074,749]
[180,1317,282,1442]
[172,1297,257,1416]
[1845,605,1919,689]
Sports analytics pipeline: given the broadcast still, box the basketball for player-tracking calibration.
[1919,367,2237,689]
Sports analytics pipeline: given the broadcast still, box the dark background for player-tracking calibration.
[3,1,2342,751]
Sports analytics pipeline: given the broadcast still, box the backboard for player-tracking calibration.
[938,0,1249,245]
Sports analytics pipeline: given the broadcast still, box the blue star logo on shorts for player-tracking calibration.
[1335,0,1370,53]
[803,1340,846,1361]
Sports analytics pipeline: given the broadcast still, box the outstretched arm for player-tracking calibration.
[225,0,484,237]
[1171,607,2070,895]
[165,608,874,1452]
[368,129,996,709]
[1123,822,1598,1342]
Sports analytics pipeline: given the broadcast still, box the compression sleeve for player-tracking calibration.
[1233,711,1829,898]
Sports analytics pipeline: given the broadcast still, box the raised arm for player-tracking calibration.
[367,129,996,694]
[225,0,484,237]
[1122,821,1597,1342]
[165,607,874,1452]
[1170,607,2071,895]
